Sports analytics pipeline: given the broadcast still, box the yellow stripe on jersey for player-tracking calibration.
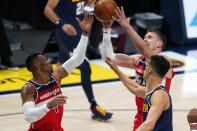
[0,62,131,92]
[72,0,82,2]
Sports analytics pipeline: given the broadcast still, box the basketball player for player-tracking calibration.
[105,55,173,131]
[20,12,93,131]
[44,0,112,120]
[187,108,197,131]
[101,7,174,130]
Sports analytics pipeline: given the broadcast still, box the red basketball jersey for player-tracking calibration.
[26,75,64,131]
[135,56,147,114]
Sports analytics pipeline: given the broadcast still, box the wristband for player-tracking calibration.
[55,20,64,28]
[190,123,197,127]
[82,31,89,35]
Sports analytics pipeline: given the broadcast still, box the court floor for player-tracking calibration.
[0,51,197,131]
[0,73,196,131]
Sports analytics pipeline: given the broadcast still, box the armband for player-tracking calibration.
[190,123,197,127]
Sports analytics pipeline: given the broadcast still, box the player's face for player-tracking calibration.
[37,55,53,75]
[144,32,161,51]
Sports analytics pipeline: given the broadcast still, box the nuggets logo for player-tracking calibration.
[171,59,186,69]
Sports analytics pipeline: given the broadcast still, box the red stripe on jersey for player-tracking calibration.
[162,70,175,91]
[135,56,143,65]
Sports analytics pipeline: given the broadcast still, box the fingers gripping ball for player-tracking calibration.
[94,0,118,22]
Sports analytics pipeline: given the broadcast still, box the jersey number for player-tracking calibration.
[76,2,85,15]
[137,76,146,86]
[55,107,59,113]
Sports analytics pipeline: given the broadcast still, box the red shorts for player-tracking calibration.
[132,112,143,131]
[28,127,64,131]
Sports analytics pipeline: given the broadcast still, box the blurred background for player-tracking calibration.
[0,1,197,130]
[0,0,197,66]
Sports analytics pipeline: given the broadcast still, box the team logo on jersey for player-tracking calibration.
[171,59,185,69]
[143,104,149,113]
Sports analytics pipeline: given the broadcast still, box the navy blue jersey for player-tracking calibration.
[55,0,85,50]
[143,85,173,131]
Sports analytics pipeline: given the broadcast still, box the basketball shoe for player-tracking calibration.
[91,106,113,121]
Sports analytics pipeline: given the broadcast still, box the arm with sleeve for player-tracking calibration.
[101,29,115,61]
[62,35,89,74]
[22,102,49,123]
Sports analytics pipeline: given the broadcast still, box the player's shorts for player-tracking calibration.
[28,126,64,131]
[133,112,143,131]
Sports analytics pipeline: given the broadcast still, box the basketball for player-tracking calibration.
[94,0,118,22]
[187,109,197,124]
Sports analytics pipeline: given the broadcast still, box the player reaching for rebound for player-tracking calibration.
[44,0,112,121]
[106,55,173,131]
[100,6,174,130]
[20,12,93,131]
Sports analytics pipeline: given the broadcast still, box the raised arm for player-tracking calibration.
[114,7,154,59]
[101,21,141,68]
[105,57,146,98]
[53,12,93,81]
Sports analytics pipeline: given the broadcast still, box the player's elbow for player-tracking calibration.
[24,112,37,123]
[43,6,47,16]
[144,120,155,131]
[43,6,50,17]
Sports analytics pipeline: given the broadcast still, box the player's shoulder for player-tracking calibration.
[130,54,143,62]
[23,82,34,88]
[151,88,169,104]
[22,83,35,93]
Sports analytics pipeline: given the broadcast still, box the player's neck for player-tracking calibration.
[32,72,49,84]
[147,76,162,92]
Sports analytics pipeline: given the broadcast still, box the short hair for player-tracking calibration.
[25,53,40,72]
[147,29,166,49]
[149,55,170,78]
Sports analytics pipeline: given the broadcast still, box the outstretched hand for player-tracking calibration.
[105,57,118,71]
[113,6,131,30]
[76,11,93,33]
[47,95,67,109]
